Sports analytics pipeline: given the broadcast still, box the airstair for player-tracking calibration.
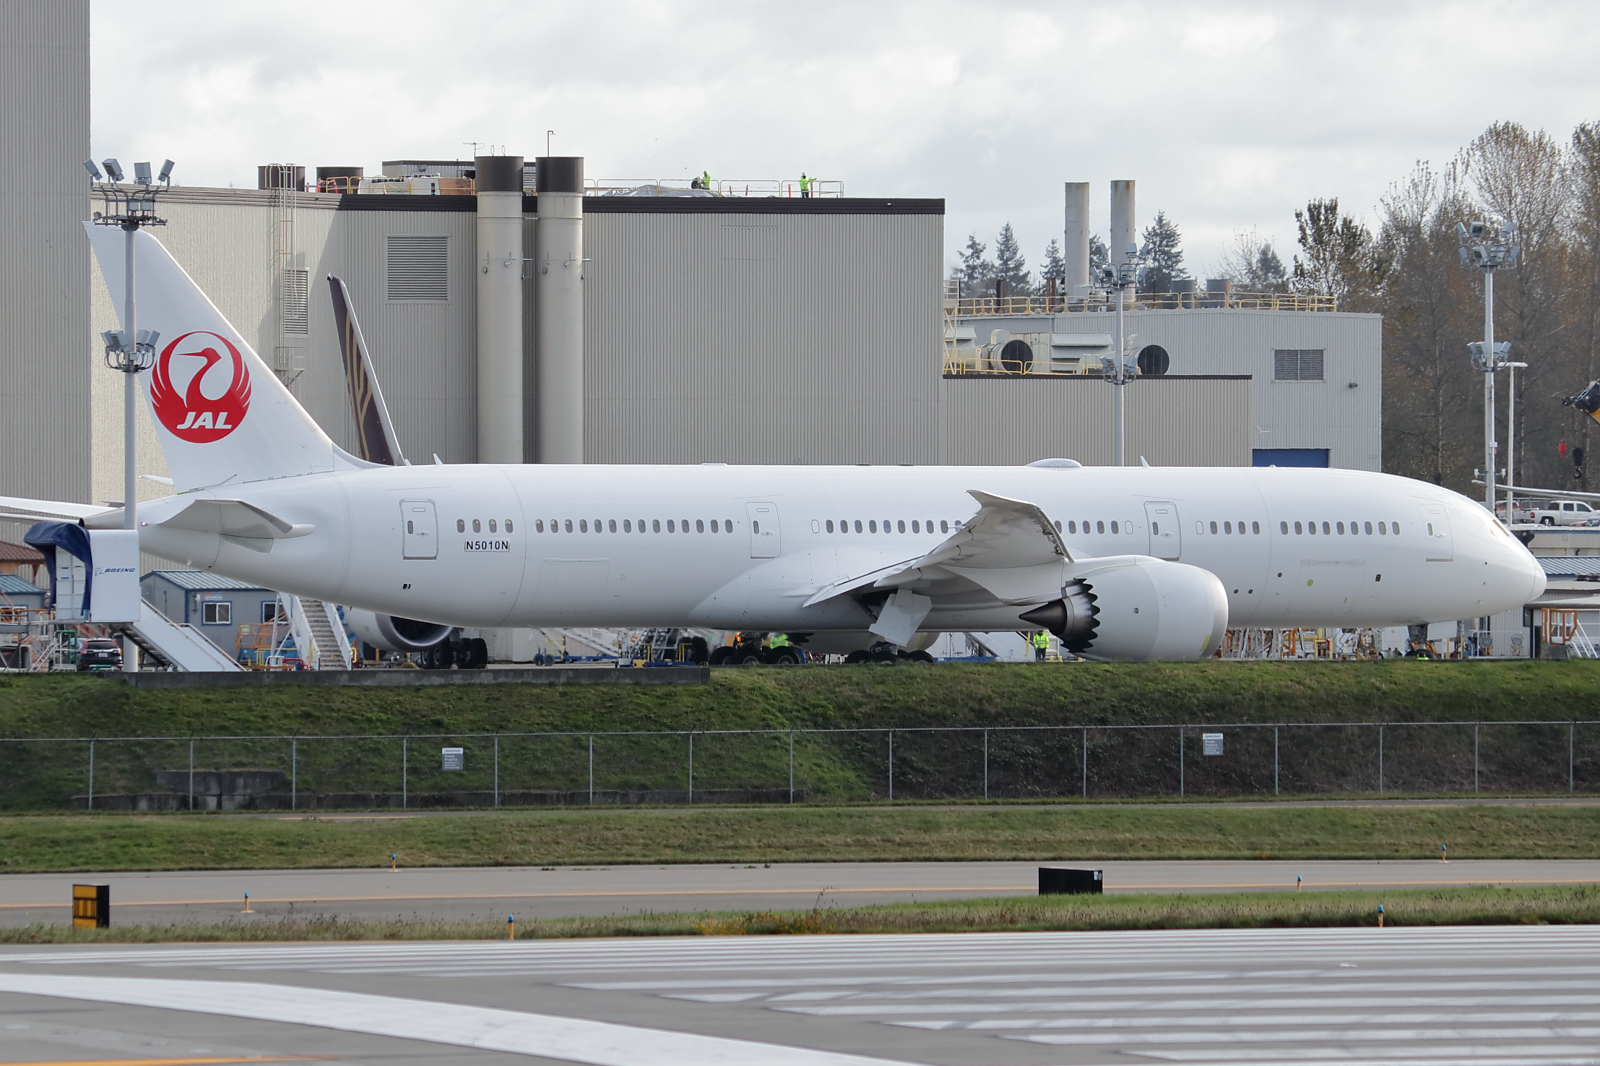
[119,601,243,672]
[284,595,352,669]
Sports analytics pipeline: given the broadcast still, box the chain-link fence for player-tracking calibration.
[3,721,1598,812]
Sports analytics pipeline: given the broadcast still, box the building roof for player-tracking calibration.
[0,574,44,596]
[143,570,268,592]
[0,540,44,563]
[1538,557,1600,578]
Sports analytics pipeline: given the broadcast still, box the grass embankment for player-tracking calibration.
[4,803,1600,873]
[5,885,1596,944]
[7,659,1600,738]
[4,661,1600,808]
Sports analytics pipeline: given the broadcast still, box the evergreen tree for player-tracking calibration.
[1253,243,1288,290]
[1291,198,1386,306]
[993,223,1030,295]
[1040,238,1065,291]
[1138,210,1186,293]
[958,232,993,293]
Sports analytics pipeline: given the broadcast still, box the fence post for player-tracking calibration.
[1179,728,1185,798]
[888,730,894,801]
[588,733,594,805]
[188,738,194,812]
[1082,726,1088,799]
[1571,721,1576,794]
[688,732,694,804]
[788,730,794,804]
[1474,723,1480,794]
[402,736,408,809]
[87,739,93,811]
[291,738,297,811]
[983,729,988,801]
[1378,724,1384,796]
[1274,725,1280,797]
[494,734,500,809]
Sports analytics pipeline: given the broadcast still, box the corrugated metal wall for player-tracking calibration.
[939,377,1250,466]
[1,0,89,548]
[962,309,1383,469]
[583,210,942,464]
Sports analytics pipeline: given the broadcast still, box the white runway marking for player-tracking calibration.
[0,973,918,1066]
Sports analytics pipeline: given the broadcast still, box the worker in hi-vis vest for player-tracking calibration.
[1031,630,1049,661]
[799,173,812,198]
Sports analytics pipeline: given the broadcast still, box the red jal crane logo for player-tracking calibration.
[150,331,252,443]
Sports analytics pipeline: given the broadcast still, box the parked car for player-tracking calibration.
[76,637,123,671]
[1523,499,1600,526]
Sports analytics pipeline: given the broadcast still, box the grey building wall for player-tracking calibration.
[583,202,943,464]
[961,309,1383,470]
[939,376,1250,467]
[1,0,89,549]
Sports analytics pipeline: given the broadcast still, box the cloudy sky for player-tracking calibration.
[91,0,1600,279]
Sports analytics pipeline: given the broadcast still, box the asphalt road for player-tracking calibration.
[2,859,1597,927]
[3,926,1599,1065]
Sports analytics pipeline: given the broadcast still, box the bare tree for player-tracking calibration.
[1214,229,1288,292]
[1461,122,1573,489]
[1291,198,1387,308]
[1376,161,1481,488]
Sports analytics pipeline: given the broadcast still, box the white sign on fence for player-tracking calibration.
[441,747,464,771]
[1202,733,1224,756]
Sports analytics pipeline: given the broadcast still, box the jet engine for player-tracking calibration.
[1019,556,1228,661]
[344,608,453,653]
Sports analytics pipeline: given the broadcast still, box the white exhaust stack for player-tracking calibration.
[474,155,525,464]
[1063,182,1090,295]
[535,156,584,464]
[1111,179,1137,303]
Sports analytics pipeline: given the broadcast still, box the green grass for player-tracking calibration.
[7,660,1600,739]
[4,802,1600,873]
[6,884,1597,943]
[6,661,1600,810]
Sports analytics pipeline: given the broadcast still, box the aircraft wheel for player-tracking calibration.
[908,650,935,663]
[736,651,765,666]
[468,637,489,668]
[767,648,800,666]
[843,649,869,664]
[686,636,710,664]
[708,646,732,666]
[871,647,899,665]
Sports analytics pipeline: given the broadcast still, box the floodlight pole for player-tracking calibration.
[1483,267,1496,515]
[1100,251,1141,467]
[91,159,171,671]
[122,221,138,534]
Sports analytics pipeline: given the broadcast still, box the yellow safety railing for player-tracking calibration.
[584,177,845,198]
[953,291,1337,316]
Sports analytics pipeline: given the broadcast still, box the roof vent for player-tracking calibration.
[1027,458,1083,469]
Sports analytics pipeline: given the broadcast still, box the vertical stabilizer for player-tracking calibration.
[86,225,341,491]
[328,275,405,466]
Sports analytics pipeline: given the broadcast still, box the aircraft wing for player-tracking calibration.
[158,498,315,542]
[1487,481,1600,502]
[0,495,122,524]
[805,490,1073,632]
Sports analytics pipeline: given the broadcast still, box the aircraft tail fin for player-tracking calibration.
[328,274,405,466]
[86,224,342,492]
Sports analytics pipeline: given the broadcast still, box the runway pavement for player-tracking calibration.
[1,859,1597,927]
[3,926,1600,1064]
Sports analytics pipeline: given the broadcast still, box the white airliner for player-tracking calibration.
[0,228,1547,662]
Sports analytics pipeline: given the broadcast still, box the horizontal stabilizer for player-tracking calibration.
[158,498,315,541]
[0,495,121,525]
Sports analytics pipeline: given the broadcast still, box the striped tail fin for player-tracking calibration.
[328,275,406,466]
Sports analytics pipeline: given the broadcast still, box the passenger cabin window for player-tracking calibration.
[1096,521,1105,534]
[565,519,573,532]
[696,519,705,533]
[489,519,497,533]
[457,519,466,533]
[473,519,481,533]
[407,520,414,534]
[1210,521,1218,534]
[536,519,544,532]
[1280,521,1289,534]
[1252,521,1260,534]
[940,520,949,533]
[505,520,513,532]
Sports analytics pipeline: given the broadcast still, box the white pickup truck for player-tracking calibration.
[1502,498,1600,526]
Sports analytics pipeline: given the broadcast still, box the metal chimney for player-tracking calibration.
[535,156,585,464]
[1110,179,1137,305]
[1063,182,1091,295]
[475,155,526,464]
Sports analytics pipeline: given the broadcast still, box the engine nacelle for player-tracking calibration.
[1019,556,1228,661]
[344,608,453,653]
